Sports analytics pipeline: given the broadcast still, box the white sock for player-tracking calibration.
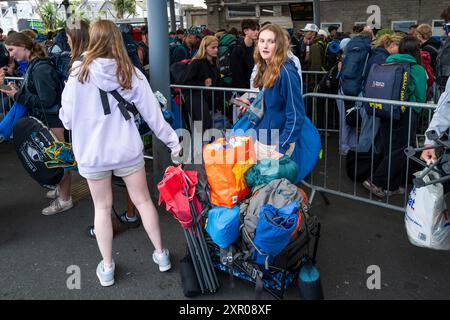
[59,197,72,204]
[103,263,113,272]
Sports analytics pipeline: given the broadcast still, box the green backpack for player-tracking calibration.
[218,33,237,85]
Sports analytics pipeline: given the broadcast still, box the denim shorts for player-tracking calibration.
[80,160,145,181]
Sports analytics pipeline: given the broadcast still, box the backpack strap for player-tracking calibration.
[98,89,139,121]
[99,89,112,115]
[424,44,439,55]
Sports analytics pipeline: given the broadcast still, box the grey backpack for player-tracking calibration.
[239,179,307,251]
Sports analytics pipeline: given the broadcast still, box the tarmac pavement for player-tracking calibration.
[1,140,450,300]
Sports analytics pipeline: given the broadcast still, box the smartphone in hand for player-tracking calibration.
[230,98,250,108]
[0,84,12,91]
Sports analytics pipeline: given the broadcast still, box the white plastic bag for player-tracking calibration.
[405,171,450,250]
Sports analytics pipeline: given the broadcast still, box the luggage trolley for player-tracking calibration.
[205,206,321,300]
[405,130,450,188]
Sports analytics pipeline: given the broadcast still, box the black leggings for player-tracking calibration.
[372,111,417,191]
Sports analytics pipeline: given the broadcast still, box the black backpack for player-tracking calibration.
[319,63,340,94]
[169,59,191,84]
[13,117,64,188]
[436,37,450,91]
[48,50,72,84]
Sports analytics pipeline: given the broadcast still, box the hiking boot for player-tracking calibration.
[385,187,406,197]
[362,179,386,198]
[46,187,59,200]
[152,249,171,272]
[96,260,115,287]
[118,211,140,228]
[41,197,74,215]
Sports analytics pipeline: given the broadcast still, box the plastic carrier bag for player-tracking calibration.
[405,171,450,250]
[203,136,256,208]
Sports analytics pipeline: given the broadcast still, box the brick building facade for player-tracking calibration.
[204,0,449,35]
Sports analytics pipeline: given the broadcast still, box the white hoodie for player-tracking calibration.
[59,58,179,175]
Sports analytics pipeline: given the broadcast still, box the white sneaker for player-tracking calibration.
[152,249,171,272]
[96,260,115,287]
[46,187,59,199]
[42,197,74,216]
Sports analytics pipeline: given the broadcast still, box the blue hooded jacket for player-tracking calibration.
[253,60,321,182]
[254,60,305,154]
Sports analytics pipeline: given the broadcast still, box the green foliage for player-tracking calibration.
[112,0,136,19]
[37,1,58,31]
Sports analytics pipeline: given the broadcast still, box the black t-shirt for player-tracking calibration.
[230,38,255,89]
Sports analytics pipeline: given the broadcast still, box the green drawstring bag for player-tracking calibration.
[245,155,299,190]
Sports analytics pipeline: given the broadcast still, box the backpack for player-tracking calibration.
[170,43,189,66]
[13,116,65,188]
[122,32,145,74]
[363,62,411,120]
[319,63,340,94]
[436,37,450,91]
[48,50,72,84]
[420,50,436,101]
[218,33,237,86]
[137,41,149,68]
[169,38,181,60]
[324,39,341,71]
[341,35,372,96]
[169,59,191,84]
[239,179,306,252]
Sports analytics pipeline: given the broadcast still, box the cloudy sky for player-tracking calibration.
[180,0,206,8]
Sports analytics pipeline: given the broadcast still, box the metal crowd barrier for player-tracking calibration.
[168,84,440,214]
[302,92,437,213]
[0,77,24,121]
[301,70,327,94]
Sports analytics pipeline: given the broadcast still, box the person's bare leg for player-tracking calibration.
[121,167,163,252]
[50,127,71,201]
[86,176,114,267]
[126,193,136,218]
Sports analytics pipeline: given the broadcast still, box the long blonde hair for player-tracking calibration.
[77,20,137,89]
[191,35,218,63]
[253,24,287,89]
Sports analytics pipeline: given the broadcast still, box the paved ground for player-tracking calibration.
[1,139,450,300]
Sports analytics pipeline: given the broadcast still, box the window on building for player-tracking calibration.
[354,21,367,27]
[260,6,274,17]
[432,20,445,36]
[227,6,256,19]
[321,23,342,32]
[391,20,417,33]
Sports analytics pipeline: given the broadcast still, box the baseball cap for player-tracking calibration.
[187,26,203,37]
[301,23,319,33]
